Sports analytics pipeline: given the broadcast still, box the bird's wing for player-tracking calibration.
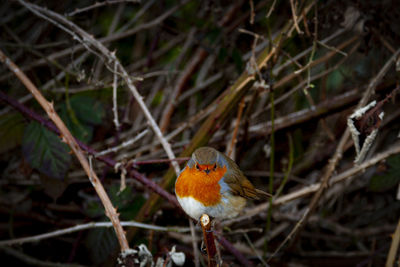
[219,153,271,200]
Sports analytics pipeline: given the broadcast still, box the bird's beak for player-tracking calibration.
[204,169,210,174]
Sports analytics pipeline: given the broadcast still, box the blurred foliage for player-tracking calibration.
[85,186,145,264]
[60,94,105,143]
[86,186,145,220]
[369,155,400,192]
[0,0,400,266]
[86,227,119,264]
[0,113,25,153]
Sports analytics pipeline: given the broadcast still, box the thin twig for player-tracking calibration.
[0,246,85,267]
[159,48,208,132]
[112,58,120,131]
[249,0,255,24]
[266,0,277,18]
[216,234,254,267]
[17,0,182,176]
[66,0,140,17]
[250,88,360,135]
[265,85,275,250]
[317,40,347,56]
[290,0,303,34]
[0,83,180,216]
[0,221,189,246]
[272,28,346,76]
[244,233,269,266]
[264,39,359,112]
[385,219,400,267]
[96,129,148,157]
[189,220,200,267]
[227,97,245,158]
[226,140,400,227]
[0,1,186,83]
[0,48,129,251]
[268,49,400,258]
[130,157,190,165]
[273,134,294,198]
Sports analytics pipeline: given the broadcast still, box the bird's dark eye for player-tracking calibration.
[213,163,217,170]
[195,164,200,170]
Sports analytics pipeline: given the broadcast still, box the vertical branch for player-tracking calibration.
[200,214,217,267]
[274,133,294,198]
[268,89,275,196]
[290,0,303,34]
[189,220,200,267]
[227,97,245,158]
[112,58,120,131]
[386,219,400,267]
[159,48,208,132]
[265,88,275,250]
[0,49,130,252]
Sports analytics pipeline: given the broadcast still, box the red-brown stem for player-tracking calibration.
[216,234,254,267]
[0,90,181,209]
[0,48,130,252]
[200,214,217,267]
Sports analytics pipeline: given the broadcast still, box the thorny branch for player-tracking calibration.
[2,1,400,266]
[0,90,180,208]
[17,0,182,176]
[0,49,130,251]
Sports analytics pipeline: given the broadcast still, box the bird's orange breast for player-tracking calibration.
[175,165,227,206]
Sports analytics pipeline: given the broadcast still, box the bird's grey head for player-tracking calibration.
[192,147,218,165]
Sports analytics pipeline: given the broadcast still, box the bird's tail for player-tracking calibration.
[255,188,272,199]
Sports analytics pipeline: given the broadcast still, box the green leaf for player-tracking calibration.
[151,91,164,107]
[369,155,400,192]
[39,174,68,201]
[326,67,345,92]
[161,46,182,64]
[109,185,146,220]
[0,113,25,153]
[69,95,104,125]
[218,47,228,62]
[85,185,145,220]
[22,121,71,179]
[85,201,104,218]
[205,27,222,44]
[60,95,105,143]
[85,227,118,265]
[84,186,145,264]
[232,48,244,73]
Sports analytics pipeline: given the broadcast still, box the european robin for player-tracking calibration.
[175,147,271,220]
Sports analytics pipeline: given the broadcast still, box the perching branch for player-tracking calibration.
[200,214,217,267]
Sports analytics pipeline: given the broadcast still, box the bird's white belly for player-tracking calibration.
[177,196,206,220]
[176,195,245,220]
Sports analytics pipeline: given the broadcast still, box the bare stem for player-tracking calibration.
[0,48,129,251]
[200,214,217,267]
[0,221,189,246]
[17,0,183,176]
